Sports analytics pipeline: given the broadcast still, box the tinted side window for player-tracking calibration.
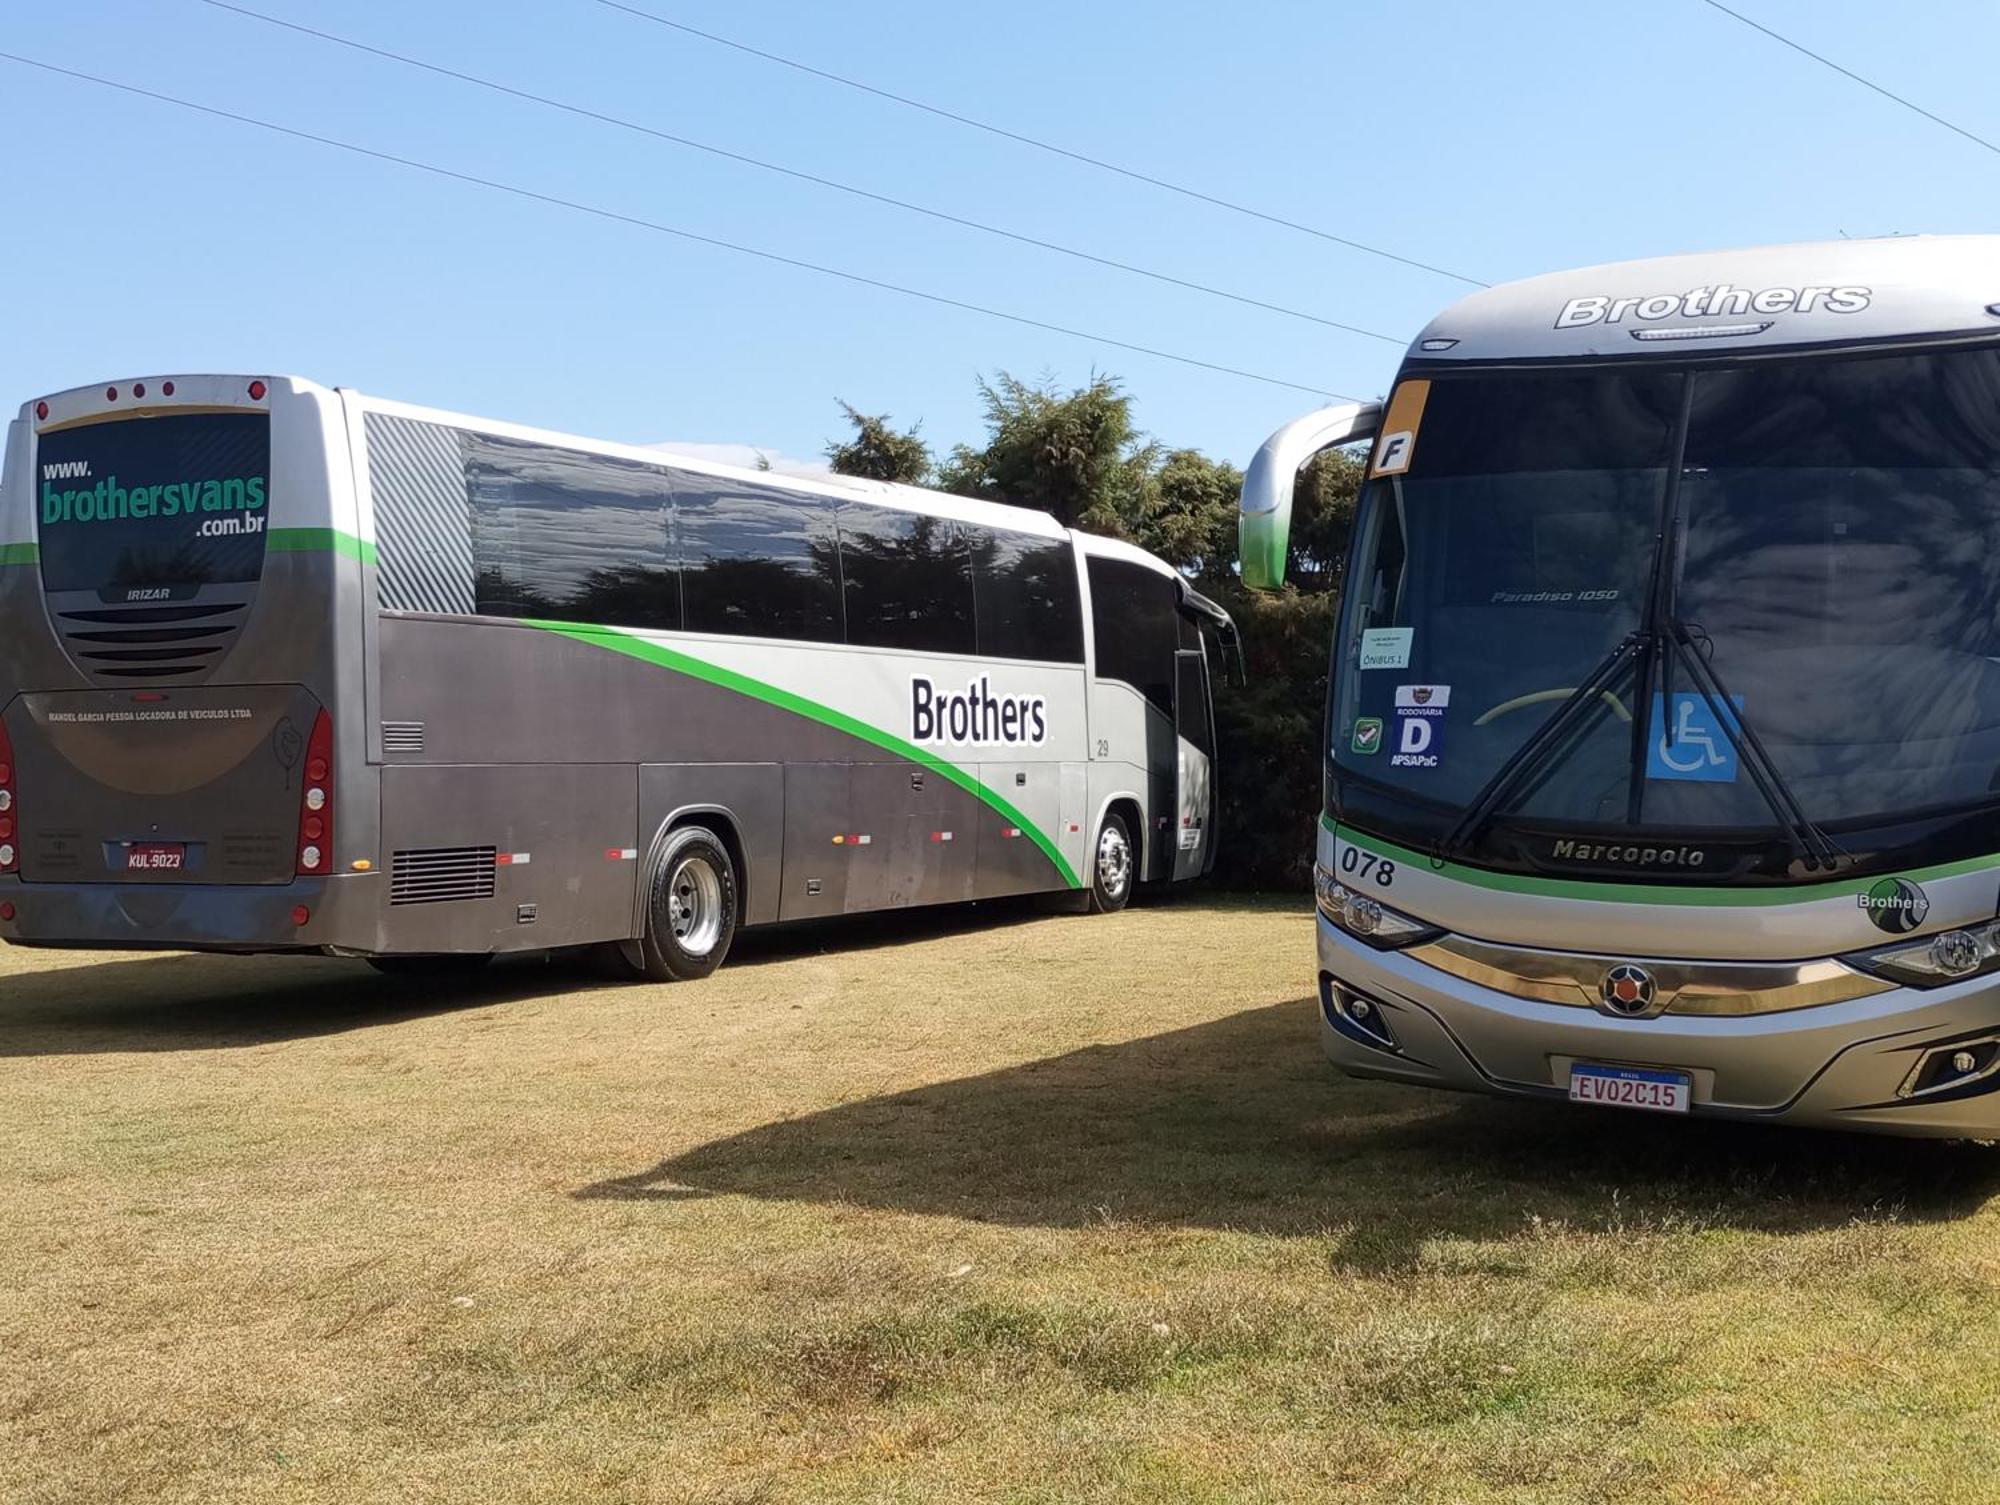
[465,433,676,628]
[674,474,842,642]
[967,526,1083,662]
[838,504,975,654]
[1176,649,1215,757]
[1088,557,1179,715]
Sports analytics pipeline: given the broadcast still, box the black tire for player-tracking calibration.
[628,826,739,982]
[365,954,493,978]
[1088,811,1135,914]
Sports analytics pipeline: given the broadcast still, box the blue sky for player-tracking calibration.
[4,0,1996,472]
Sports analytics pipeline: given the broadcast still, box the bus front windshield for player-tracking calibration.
[1331,345,2000,856]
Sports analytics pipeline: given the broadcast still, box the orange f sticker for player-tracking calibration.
[1370,379,1432,478]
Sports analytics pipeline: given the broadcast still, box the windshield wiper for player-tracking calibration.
[1663,618,1843,873]
[1431,617,1844,875]
[1432,631,1645,866]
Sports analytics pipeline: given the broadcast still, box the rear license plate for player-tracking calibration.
[1568,1063,1691,1114]
[124,843,186,872]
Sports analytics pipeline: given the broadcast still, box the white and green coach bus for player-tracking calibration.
[1245,234,2000,1137]
[0,376,1233,978]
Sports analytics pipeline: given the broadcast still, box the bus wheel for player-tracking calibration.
[1088,812,1135,914]
[634,827,739,982]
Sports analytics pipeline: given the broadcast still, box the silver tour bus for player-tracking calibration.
[1244,234,2000,1137]
[0,377,1232,978]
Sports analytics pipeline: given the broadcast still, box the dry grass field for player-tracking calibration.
[4,894,2000,1503]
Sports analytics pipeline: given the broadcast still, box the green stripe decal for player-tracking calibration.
[528,620,1084,889]
[0,533,370,566]
[267,528,377,565]
[1320,814,2000,907]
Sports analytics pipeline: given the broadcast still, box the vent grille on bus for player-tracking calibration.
[389,846,497,905]
[381,721,426,755]
[56,602,248,683]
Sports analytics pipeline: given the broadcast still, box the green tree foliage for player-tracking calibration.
[828,371,1365,890]
[937,373,1157,534]
[825,402,933,484]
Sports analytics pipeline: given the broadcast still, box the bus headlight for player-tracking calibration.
[1314,864,1441,950]
[1849,919,2000,988]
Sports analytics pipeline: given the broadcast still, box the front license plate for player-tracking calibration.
[1568,1063,1691,1114]
[124,843,186,872]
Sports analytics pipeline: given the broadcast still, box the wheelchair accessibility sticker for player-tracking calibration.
[1646,693,1743,783]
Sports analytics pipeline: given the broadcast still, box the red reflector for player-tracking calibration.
[291,906,310,927]
[0,903,13,922]
[306,756,328,782]
[130,693,168,704]
[132,382,146,398]
[248,380,268,400]
[303,815,323,840]
[0,817,12,841]
[105,387,118,401]
[162,381,175,396]
[0,763,10,784]
[34,401,48,420]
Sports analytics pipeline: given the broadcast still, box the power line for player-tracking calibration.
[0,51,1358,402]
[1696,0,2000,158]
[199,0,1407,347]
[591,0,1489,290]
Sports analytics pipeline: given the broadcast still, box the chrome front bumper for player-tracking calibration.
[1317,913,2000,1138]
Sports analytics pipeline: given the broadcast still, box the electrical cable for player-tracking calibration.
[197,0,1408,346]
[591,0,1489,288]
[0,50,1360,401]
[1696,0,2000,159]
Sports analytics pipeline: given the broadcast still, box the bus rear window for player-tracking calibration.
[36,412,270,596]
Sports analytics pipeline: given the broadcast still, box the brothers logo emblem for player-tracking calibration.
[1858,877,1929,935]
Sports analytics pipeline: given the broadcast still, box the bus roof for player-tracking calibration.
[1408,233,2000,366]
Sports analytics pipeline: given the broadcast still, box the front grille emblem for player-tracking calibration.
[1599,963,1658,1017]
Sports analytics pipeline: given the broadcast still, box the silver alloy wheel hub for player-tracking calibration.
[1097,825,1131,897]
[666,853,724,957]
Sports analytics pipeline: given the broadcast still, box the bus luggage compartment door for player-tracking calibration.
[7,684,325,885]
[377,763,637,951]
[1172,649,1215,882]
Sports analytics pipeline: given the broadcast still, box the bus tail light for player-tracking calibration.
[0,716,16,874]
[296,710,333,877]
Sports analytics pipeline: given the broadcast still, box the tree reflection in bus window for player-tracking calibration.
[965,525,1083,663]
[838,504,976,655]
[672,475,843,642]
[463,433,676,628]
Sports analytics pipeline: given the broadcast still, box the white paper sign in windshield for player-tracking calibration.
[1358,627,1412,670]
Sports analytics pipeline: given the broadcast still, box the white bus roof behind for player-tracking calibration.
[1409,234,2000,365]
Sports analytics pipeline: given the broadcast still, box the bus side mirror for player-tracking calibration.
[1239,401,1382,590]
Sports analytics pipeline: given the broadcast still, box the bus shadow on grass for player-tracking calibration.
[0,890,1267,1056]
[578,997,2000,1239]
[0,951,612,1056]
